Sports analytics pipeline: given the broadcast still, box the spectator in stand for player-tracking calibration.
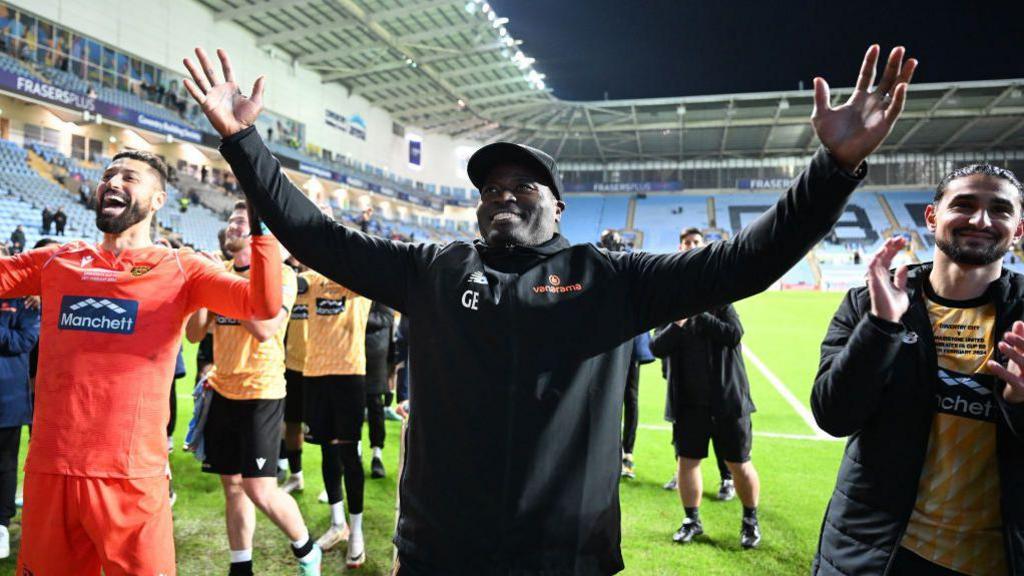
[0,265,41,559]
[78,183,91,206]
[8,227,25,255]
[358,208,374,235]
[87,85,98,100]
[40,207,52,236]
[53,207,67,237]
[17,42,33,64]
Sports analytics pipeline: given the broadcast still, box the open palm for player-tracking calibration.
[183,48,265,138]
[986,321,1024,404]
[867,236,910,323]
[812,46,917,172]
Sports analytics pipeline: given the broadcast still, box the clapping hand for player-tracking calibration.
[986,322,1024,404]
[183,48,265,138]
[812,45,918,173]
[867,236,910,324]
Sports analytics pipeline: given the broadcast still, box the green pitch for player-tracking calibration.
[0,290,848,575]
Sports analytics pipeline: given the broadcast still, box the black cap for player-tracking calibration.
[467,142,563,200]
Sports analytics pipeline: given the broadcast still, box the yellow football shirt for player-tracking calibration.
[285,270,312,372]
[901,288,1005,576]
[302,270,372,378]
[207,261,297,400]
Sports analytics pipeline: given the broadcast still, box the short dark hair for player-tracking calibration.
[233,200,248,212]
[679,227,703,242]
[111,150,168,188]
[934,164,1024,206]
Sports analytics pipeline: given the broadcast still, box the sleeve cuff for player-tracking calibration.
[816,146,869,181]
[867,313,904,334]
[221,125,257,147]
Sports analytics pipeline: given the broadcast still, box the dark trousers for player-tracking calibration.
[621,360,640,455]
[0,426,22,526]
[367,393,385,449]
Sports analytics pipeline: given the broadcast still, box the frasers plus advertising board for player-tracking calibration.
[1,71,202,142]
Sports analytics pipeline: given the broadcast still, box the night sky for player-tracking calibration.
[489,0,1024,101]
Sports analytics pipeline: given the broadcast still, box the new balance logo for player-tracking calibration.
[58,296,138,334]
[468,271,488,285]
[256,457,266,470]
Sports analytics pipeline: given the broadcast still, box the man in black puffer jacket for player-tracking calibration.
[812,165,1024,576]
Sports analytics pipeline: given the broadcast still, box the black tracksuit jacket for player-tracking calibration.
[220,126,862,575]
[811,264,1024,575]
[649,305,755,419]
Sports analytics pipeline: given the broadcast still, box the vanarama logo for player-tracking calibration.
[533,274,583,294]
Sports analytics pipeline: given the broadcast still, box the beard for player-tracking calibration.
[935,229,1011,266]
[223,236,248,254]
[95,200,149,234]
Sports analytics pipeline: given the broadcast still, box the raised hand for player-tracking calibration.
[812,45,918,173]
[183,47,265,138]
[867,236,910,323]
[986,321,1024,404]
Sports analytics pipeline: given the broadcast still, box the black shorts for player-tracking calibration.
[202,390,285,478]
[303,375,365,444]
[284,369,305,424]
[672,408,752,463]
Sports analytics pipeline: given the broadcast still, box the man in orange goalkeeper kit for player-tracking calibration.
[0,150,283,576]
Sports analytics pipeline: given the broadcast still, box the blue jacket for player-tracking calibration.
[0,298,40,428]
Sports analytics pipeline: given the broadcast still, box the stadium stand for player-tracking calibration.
[558,195,630,245]
[632,195,710,253]
[0,139,95,245]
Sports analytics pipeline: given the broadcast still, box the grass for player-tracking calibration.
[0,290,847,575]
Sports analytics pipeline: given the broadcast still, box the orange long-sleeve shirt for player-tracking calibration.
[0,236,282,478]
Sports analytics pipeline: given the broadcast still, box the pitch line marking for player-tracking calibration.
[740,345,831,439]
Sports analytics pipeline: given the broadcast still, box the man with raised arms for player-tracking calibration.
[184,44,915,575]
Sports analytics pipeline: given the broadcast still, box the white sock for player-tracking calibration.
[230,549,252,563]
[372,446,382,459]
[290,528,310,550]
[331,501,347,527]
[348,513,364,556]
[291,470,303,480]
[278,458,288,471]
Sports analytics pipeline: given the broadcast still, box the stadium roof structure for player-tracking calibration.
[202,0,1024,164]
